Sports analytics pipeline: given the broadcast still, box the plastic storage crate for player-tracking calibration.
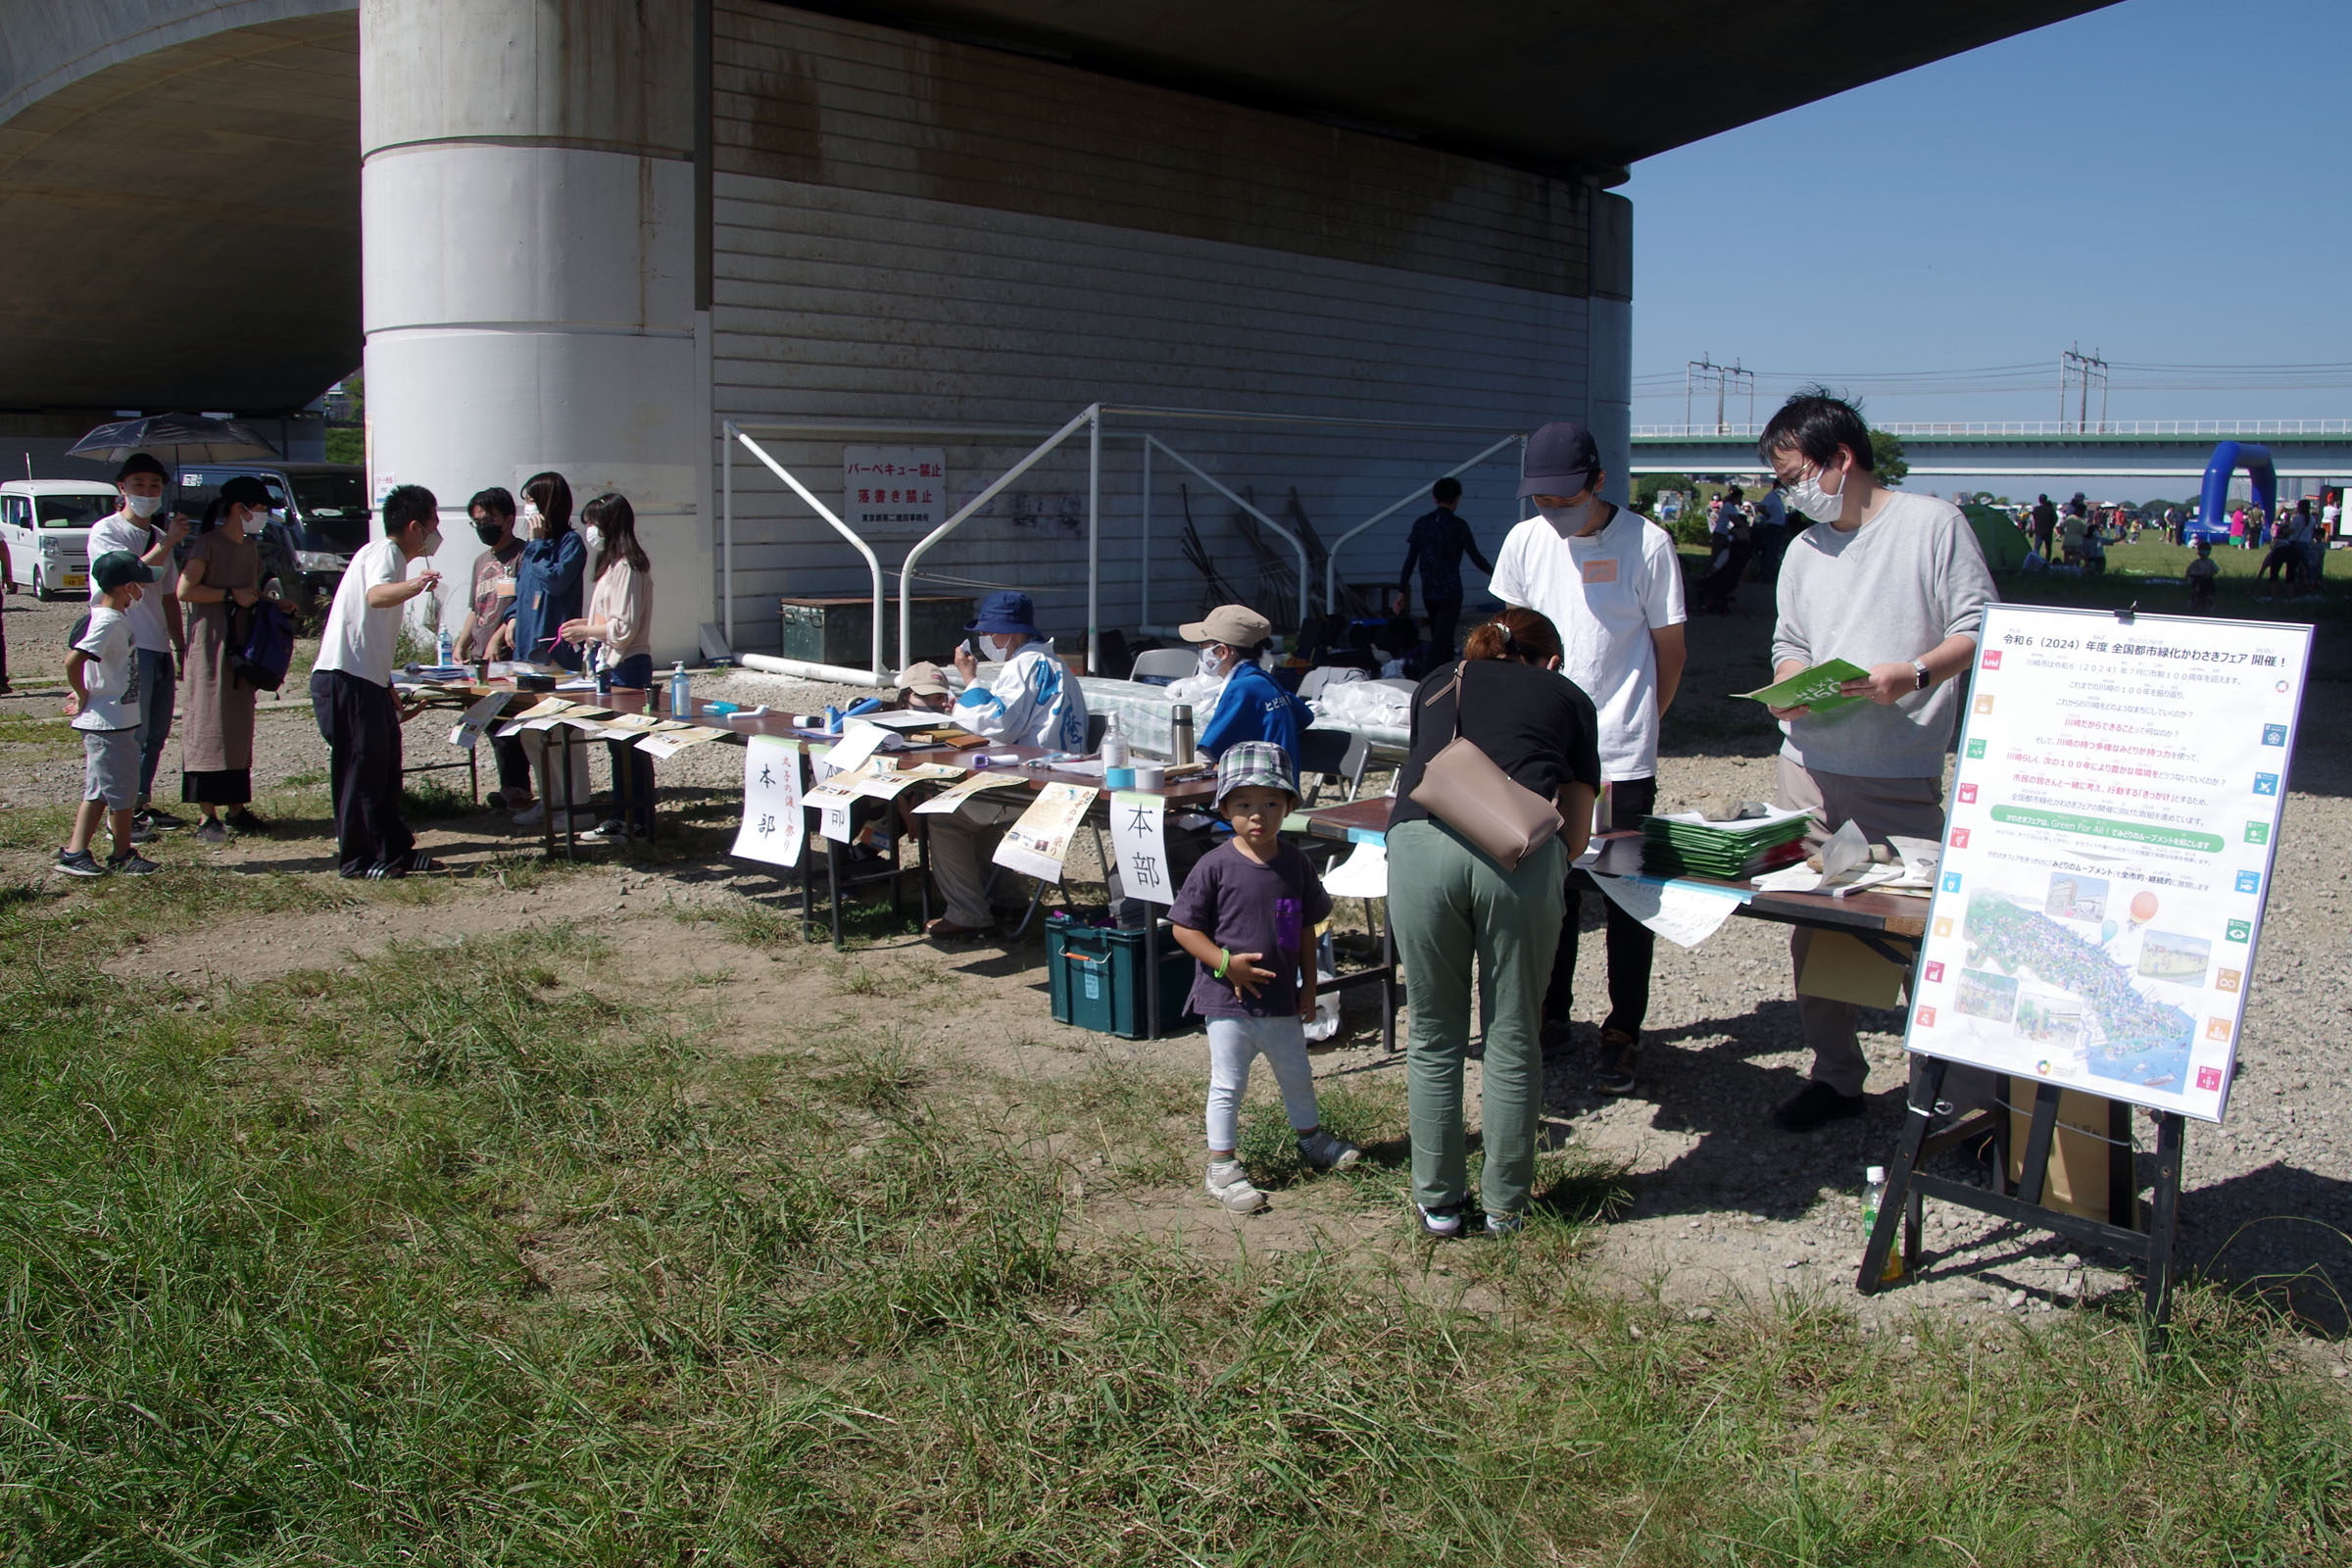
[1045,915,1195,1038]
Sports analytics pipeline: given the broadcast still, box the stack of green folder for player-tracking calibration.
[1640,810,1811,879]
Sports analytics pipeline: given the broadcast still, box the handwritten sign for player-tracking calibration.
[730,736,805,868]
[1107,790,1173,906]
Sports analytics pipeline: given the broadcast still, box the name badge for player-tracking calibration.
[1582,558,1619,584]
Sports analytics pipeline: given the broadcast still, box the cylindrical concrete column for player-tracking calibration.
[360,0,709,659]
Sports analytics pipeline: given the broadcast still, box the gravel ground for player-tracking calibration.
[3,585,2345,1334]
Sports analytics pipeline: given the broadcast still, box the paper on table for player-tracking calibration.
[1590,873,1752,948]
[1320,842,1389,901]
[729,736,804,867]
[1650,804,1813,830]
[1749,863,1826,894]
[635,726,732,759]
[1736,659,1871,715]
[446,690,513,751]
[913,772,1027,814]
[821,722,893,772]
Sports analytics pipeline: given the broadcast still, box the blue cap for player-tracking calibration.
[964,590,1042,637]
[1518,418,1601,499]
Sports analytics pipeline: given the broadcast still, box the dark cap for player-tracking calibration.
[91,550,157,591]
[115,452,168,484]
[1518,419,1600,498]
[963,590,1042,638]
[217,474,271,509]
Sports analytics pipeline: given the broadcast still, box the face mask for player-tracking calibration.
[241,508,270,536]
[583,525,604,553]
[1537,495,1600,534]
[473,520,505,547]
[419,528,444,558]
[520,503,543,538]
[1788,464,1848,523]
[1198,645,1226,676]
[124,492,165,518]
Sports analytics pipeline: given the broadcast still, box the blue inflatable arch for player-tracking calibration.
[2200,441,2277,537]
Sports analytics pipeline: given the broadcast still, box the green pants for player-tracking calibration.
[1387,818,1565,1217]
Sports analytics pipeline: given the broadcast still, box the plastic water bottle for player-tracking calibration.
[669,661,691,718]
[1860,1165,1905,1283]
[1101,712,1127,768]
[436,626,455,668]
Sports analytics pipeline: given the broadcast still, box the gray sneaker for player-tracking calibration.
[1295,1129,1362,1171]
[107,852,161,876]
[56,848,106,878]
[1204,1160,1267,1214]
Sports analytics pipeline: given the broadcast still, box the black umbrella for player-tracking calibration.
[68,413,279,467]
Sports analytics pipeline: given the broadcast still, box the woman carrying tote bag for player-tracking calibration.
[1387,607,1600,1237]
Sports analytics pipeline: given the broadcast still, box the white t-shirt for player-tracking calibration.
[85,512,173,653]
[1490,506,1687,781]
[315,536,412,687]
[71,605,142,730]
[1755,489,1788,529]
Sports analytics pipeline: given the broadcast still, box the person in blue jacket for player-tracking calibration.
[1182,604,1309,762]
[504,470,586,671]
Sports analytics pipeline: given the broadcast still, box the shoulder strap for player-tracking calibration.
[1420,660,1470,743]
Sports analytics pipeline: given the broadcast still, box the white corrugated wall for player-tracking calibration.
[710,1,1628,663]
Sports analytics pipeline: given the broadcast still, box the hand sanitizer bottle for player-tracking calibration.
[1101,711,1127,768]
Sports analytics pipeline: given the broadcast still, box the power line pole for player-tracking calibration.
[2060,344,2109,433]
[1686,354,1755,433]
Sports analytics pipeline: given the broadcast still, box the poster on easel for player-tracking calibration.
[1905,604,2311,1122]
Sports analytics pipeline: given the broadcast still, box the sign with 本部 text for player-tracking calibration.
[1108,791,1172,906]
[844,446,947,534]
[730,736,805,868]
[1906,605,2310,1122]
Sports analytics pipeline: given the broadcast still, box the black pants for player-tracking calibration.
[1424,595,1463,660]
[490,733,532,794]
[606,741,656,832]
[312,668,415,876]
[1545,773,1656,1039]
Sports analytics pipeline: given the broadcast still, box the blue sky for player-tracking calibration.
[1625,0,2351,458]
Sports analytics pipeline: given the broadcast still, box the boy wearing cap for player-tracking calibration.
[59,552,163,876]
[87,453,193,831]
[1490,418,1688,1094]
[1169,742,1361,1213]
[1182,604,1311,762]
[924,591,1091,937]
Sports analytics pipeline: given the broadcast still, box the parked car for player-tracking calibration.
[177,461,370,620]
[0,479,118,598]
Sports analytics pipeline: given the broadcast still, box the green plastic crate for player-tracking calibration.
[777,595,973,666]
[1046,916,1195,1038]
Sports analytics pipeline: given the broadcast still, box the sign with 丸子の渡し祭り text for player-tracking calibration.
[730,736,805,868]
[844,446,946,534]
[1905,604,2310,1122]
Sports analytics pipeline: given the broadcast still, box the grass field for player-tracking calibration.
[1,869,2344,1563]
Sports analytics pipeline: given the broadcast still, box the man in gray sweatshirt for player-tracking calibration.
[1759,391,1998,1132]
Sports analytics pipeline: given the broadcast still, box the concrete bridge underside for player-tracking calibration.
[2,0,2109,418]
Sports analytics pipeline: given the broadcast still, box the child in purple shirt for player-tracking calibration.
[1169,742,1361,1213]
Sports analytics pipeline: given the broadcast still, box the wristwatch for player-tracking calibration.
[1911,660,1932,691]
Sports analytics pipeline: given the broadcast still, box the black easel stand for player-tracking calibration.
[1859,1054,2187,1338]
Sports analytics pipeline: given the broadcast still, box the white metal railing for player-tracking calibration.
[1633,419,2352,439]
[1322,434,1524,612]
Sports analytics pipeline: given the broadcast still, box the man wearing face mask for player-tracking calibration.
[310,484,449,878]
[1760,389,1997,1132]
[1489,419,1687,1096]
[922,591,1090,938]
[87,454,192,833]
[1182,604,1310,762]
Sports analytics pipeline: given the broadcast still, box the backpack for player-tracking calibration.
[231,601,297,692]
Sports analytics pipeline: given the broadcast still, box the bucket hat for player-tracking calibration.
[964,590,1042,638]
[1213,740,1298,810]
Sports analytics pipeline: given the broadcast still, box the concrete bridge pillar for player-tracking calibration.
[359,0,708,657]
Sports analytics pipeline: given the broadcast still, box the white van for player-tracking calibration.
[0,480,118,598]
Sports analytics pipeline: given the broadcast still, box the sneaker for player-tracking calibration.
[576,818,630,844]
[56,848,106,878]
[194,818,228,845]
[128,822,159,845]
[1295,1129,1362,1171]
[1772,1080,1867,1133]
[106,852,161,876]
[1485,1210,1526,1237]
[138,808,188,831]
[512,802,546,827]
[1204,1161,1267,1214]
[1591,1028,1638,1096]
[1417,1201,1466,1239]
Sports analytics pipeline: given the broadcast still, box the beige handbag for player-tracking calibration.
[1406,662,1564,871]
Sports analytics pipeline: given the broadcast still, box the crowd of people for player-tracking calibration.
[50,391,2011,1232]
